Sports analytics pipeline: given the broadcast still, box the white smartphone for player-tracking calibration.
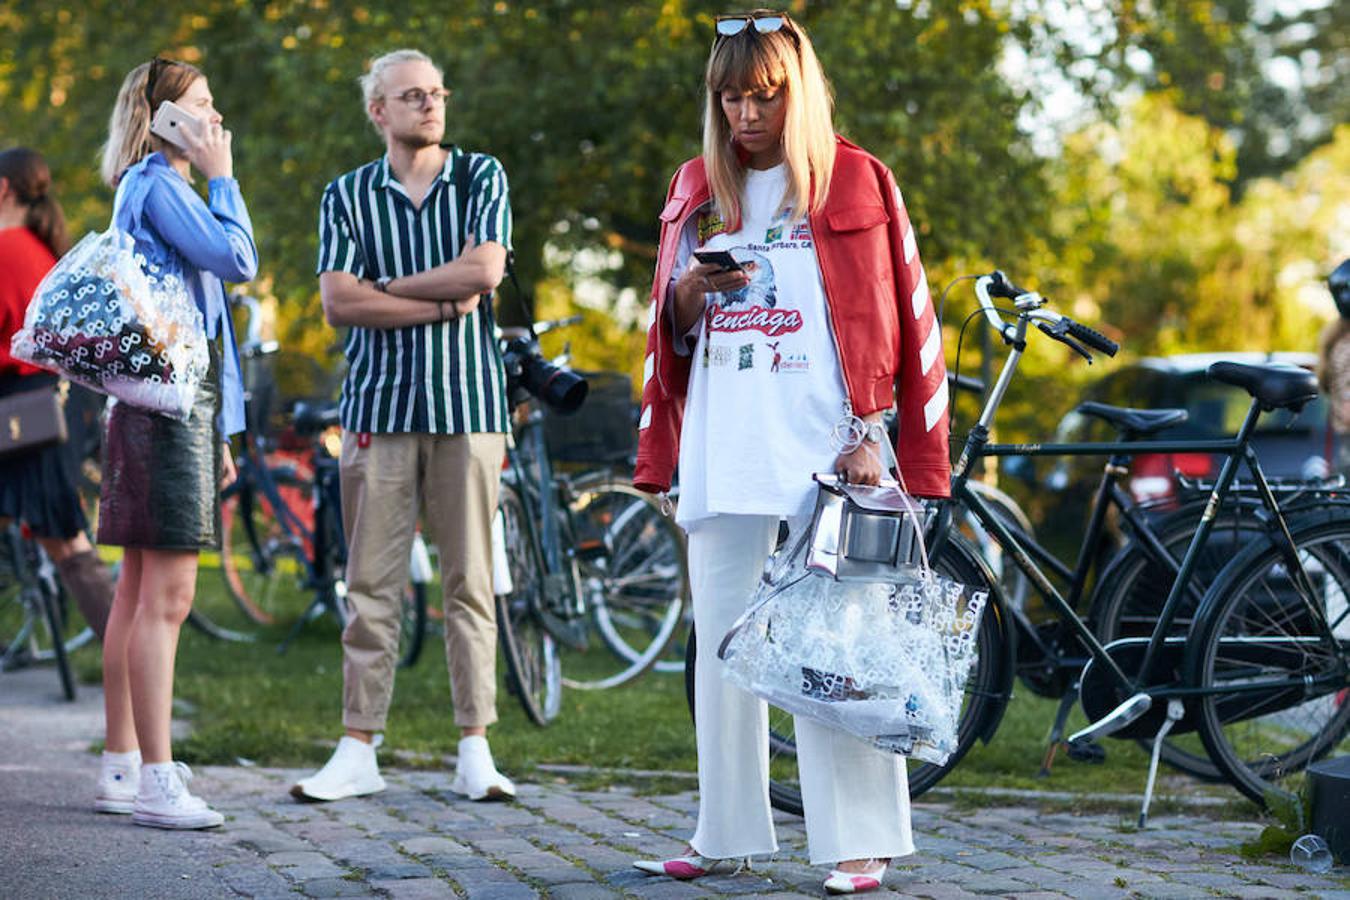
[149,99,204,150]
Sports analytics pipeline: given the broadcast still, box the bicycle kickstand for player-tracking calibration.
[1138,699,1185,829]
[1038,685,1080,778]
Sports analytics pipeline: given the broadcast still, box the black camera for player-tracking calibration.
[501,336,588,414]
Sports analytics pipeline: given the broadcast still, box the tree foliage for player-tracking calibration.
[2,1,1343,444]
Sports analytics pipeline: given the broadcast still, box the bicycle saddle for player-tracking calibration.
[1076,401,1187,437]
[292,400,340,436]
[1207,362,1319,412]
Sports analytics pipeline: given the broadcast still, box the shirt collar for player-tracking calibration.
[372,145,459,191]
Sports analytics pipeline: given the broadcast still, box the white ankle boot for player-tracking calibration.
[450,735,515,801]
[290,735,386,802]
[95,749,141,814]
[132,762,224,830]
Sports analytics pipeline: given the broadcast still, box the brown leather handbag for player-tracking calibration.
[0,385,67,458]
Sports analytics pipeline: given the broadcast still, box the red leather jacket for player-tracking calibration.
[634,137,951,498]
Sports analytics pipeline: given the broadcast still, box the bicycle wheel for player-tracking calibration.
[1091,507,1271,781]
[964,481,1034,613]
[1188,513,1350,807]
[563,477,688,690]
[39,574,76,701]
[0,530,76,699]
[495,483,562,725]
[399,580,428,669]
[683,533,1008,814]
[214,464,312,632]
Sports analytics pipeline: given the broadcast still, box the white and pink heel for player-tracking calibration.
[823,860,888,894]
[633,852,715,880]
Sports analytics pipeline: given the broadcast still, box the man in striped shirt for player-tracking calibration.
[292,49,515,804]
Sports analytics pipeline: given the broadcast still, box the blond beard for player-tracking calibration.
[391,125,445,151]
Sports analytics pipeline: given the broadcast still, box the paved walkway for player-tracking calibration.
[2,666,1348,899]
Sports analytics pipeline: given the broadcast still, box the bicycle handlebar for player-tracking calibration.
[531,314,584,338]
[973,271,1119,361]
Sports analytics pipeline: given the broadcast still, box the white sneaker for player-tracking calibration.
[95,749,141,814]
[132,762,224,830]
[450,735,515,801]
[290,735,386,802]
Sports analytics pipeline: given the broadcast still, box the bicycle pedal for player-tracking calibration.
[1066,739,1107,764]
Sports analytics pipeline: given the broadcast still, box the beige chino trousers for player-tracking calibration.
[339,431,506,732]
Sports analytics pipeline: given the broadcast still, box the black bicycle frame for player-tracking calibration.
[934,314,1334,706]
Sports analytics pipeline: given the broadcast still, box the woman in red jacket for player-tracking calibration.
[0,147,117,643]
[632,12,950,894]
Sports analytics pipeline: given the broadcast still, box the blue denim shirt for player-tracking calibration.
[112,153,258,435]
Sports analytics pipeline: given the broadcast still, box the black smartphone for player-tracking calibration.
[693,249,744,272]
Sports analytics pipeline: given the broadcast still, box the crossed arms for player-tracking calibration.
[319,238,507,329]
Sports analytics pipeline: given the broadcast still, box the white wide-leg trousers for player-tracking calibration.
[686,514,915,866]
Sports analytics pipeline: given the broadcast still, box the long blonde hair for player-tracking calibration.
[100,59,203,187]
[702,12,836,231]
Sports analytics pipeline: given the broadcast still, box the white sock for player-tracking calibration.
[457,735,493,770]
[103,749,141,766]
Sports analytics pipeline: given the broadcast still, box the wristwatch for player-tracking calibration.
[374,275,393,293]
[863,421,887,445]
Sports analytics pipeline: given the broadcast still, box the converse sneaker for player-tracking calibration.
[95,749,141,814]
[290,735,386,802]
[132,762,224,830]
[450,735,515,801]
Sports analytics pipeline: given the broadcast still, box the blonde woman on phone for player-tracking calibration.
[94,57,257,829]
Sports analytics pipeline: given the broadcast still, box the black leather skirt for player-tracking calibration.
[98,347,222,550]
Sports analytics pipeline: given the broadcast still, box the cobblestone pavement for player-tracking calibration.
[160,763,1348,900]
[3,667,1348,899]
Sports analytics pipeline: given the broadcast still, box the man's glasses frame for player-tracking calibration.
[387,87,452,109]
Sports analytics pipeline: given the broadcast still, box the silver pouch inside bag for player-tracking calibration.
[806,475,930,583]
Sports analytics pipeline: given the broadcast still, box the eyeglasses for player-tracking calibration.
[388,87,451,108]
[715,11,790,38]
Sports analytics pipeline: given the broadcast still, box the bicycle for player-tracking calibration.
[215,395,431,663]
[685,270,1350,819]
[208,296,430,658]
[0,523,76,700]
[493,320,689,724]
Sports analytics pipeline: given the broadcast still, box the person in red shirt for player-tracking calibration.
[0,147,116,645]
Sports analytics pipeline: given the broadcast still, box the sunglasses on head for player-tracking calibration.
[145,56,170,107]
[715,11,791,38]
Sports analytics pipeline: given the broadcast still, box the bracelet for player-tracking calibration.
[830,410,867,453]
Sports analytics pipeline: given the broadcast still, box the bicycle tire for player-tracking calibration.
[0,530,81,696]
[39,575,76,701]
[495,483,562,725]
[683,533,1008,815]
[964,480,1034,613]
[217,464,312,631]
[399,580,427,669]
[562,476,688,690]
[1187,511,1350,807]
[1090,507,1272,782]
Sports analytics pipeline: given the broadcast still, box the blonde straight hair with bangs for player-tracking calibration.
[702,14,836,231]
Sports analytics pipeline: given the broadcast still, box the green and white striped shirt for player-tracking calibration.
[316,146,512,434]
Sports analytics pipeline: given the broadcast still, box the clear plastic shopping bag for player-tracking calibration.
[10,228,208,421]
[718,526,988,765]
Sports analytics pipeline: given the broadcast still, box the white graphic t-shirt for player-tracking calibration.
[673,164,848,529]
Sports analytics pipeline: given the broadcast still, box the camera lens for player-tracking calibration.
[503,337,589,414]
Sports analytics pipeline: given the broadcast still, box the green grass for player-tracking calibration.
[63,568,1253,810]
